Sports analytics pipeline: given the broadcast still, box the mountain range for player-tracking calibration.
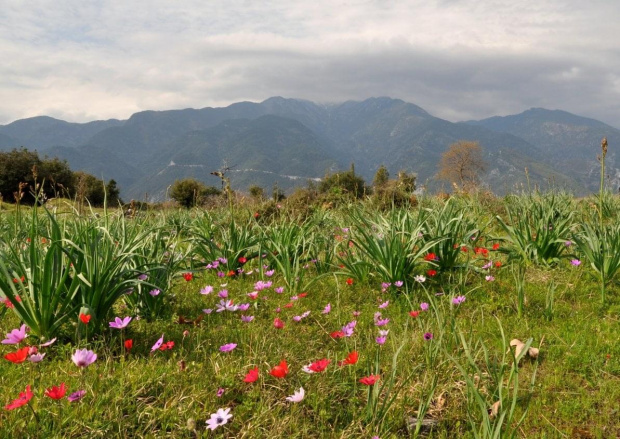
[1,97,618,200]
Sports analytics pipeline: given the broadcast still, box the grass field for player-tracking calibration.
[0,193,619,438]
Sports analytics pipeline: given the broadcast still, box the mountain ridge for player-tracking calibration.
[1,98,616,199]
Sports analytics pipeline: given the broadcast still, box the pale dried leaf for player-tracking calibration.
[528,347,539,359]
[489,400,501,418]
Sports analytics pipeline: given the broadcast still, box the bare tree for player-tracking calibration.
[437,141,486,190]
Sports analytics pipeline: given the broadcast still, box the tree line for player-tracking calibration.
[0,148,121,206]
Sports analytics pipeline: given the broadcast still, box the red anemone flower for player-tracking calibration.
[409,310,420,318]
[79,313,91,324]
[359,375,380,385]
[124,339,133,350]
[244,367,259,383]
[4,347,30,364]
[238,257,247,264]
[269,360,288,378]
[308,358,330,373]
[330,330,345,339]
[5,385,33,410]
[273,318,285,329]
[346,278,354,285]
[426,269,437,277]
[45,383,67,400]
[338,351,358,366]
[182,272,193,282]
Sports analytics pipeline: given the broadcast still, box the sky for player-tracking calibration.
[2,0,620,126]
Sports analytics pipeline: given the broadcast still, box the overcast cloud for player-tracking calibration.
[1,0,620,126]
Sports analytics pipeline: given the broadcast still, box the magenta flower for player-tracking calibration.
[202,308,213,314]
[109,316,132,329]
[217,388,225,398]
[67,390,86,403]
[265,270,275,277]
[200,285,214,295]
[151,334,165,352]
[2,324,28,344]
[241,315,254,323]
[420,302,429,311]
[218,289,228,298]
[570,259,581,266]
[238,303,250,311]
[275,286,284,294]
[149,289,161,296]
[394,281,404,287]
[485,275,495,282]
[72,349,97,368]
[322,303,331,314]
[378,301,389,309]
[452,296,466,305]
[423,332,433,341]
[137,274,148,281]
[219,343,237,352]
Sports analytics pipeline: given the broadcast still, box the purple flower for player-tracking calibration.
[40,338,57,347]
[423,332,433,341]
[381,282,391,290]
[378,300,389,309]
[565,241,573,247]
[217,388,225,398]
[28,353,45,363]
[137,274,148,281]
[376,329,389,345]
[72,349,97,368]
[485,275,495,282]
[241,315,254,323]
[109,316,132,329]
[67,390,86,403]
[216,299,238,312]
[151,334,165,352]
[217,271,225,278]
[482,261,492,270]
[218,257,228,264]
[200,285,214,295]
[275,287,284,294]
[342,320,357,337]
[322,303,331,314]
[452,295,466,305]
[394,281,404,287]
[570,259,581,266]
[352,310,361,317]
[218,289,228,298]
[203,308,213,314]
[375,318,390,326]
[206,408,233,431]
[2,324,28,344]
[420,302,429,311]
[149,289,161,296]
[238,303,250,311]
[219,343,237,352]
[265,270,275,277]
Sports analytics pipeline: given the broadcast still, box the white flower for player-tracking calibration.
[286,387,305,403]
[301,364,315,374]
[206,408,233,431]
[414,275,426,283]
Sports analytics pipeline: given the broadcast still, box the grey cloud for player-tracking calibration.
[1,0,620,128]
